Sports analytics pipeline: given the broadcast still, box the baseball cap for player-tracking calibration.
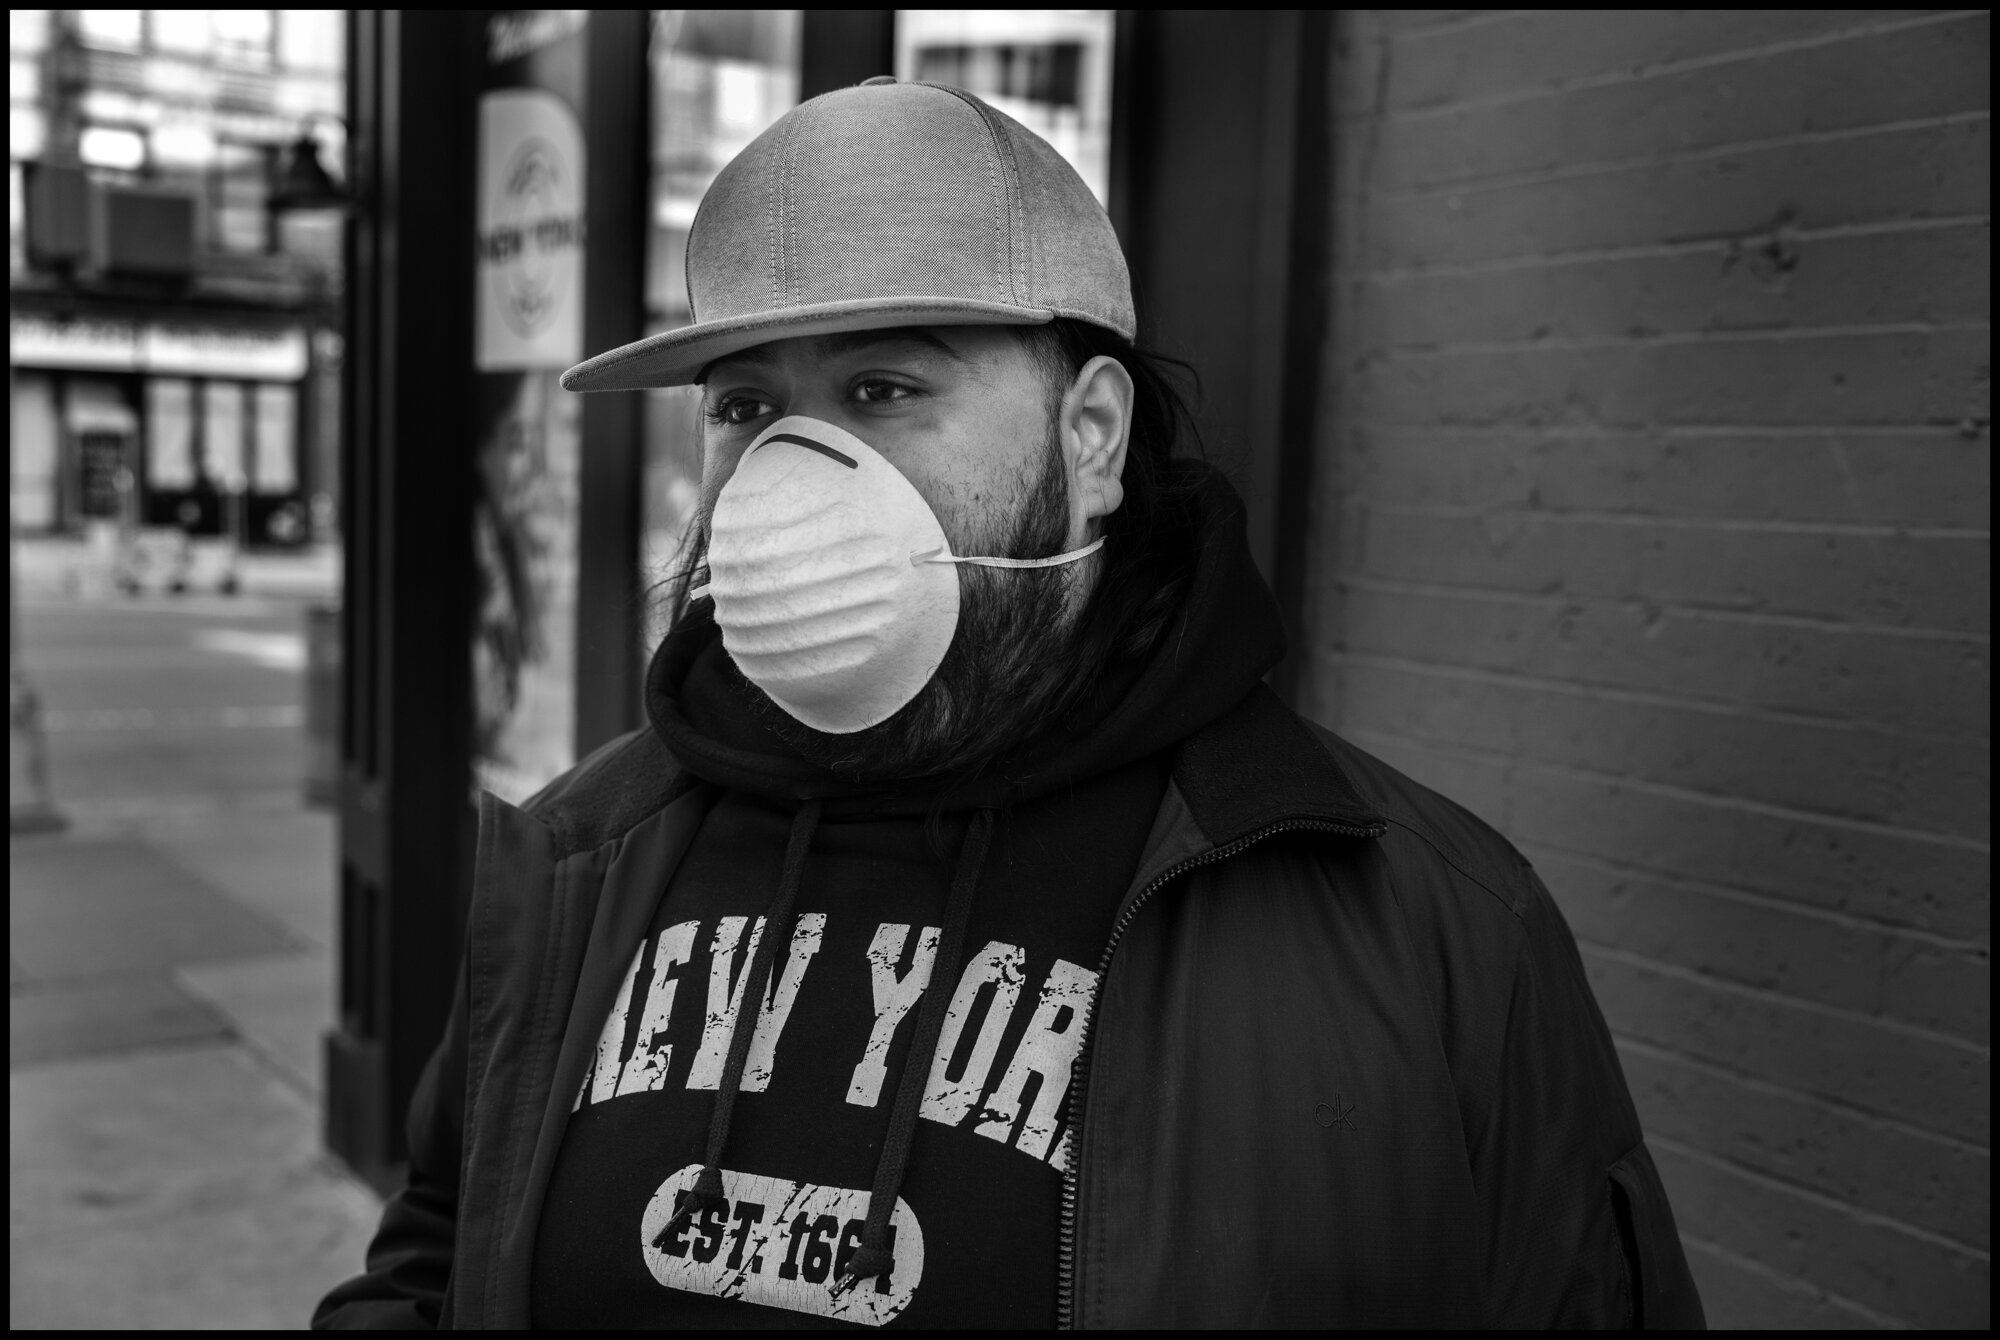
[559,76,1134,392]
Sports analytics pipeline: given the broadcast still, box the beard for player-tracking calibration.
[721,420,1088,783]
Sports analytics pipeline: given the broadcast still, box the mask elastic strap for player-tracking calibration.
[911,536,1106,569]
[691,537,1107,602]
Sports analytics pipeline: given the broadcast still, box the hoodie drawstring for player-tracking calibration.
[664,796,823,1234]
[836,806,995,1294]
[658,799,999,1300]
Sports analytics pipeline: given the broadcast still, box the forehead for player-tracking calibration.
[700,325,1031,383]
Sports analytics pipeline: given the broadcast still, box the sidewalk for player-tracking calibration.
[12,534,342,604]
[9,793,383,1329]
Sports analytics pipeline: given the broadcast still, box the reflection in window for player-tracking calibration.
[208,140,268,253]
[201,380,245,487]
[648,10,800,331]
[8,162,22,274]
[150,9,213,56]
[639,9,801,653]
[896,10,1114,206]
[275,10,343,73]
[78,10,144,51]
[12,105,47,161]
[253,383,297,493]
[151,121,216,170]
[146,378,196,489]
[11,10,51,55]
[211,9,272,65]
[79,124,146,172]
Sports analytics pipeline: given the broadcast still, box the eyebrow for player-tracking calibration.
[701,328,969,382]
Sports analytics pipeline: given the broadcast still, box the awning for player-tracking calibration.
[64,382,140,436]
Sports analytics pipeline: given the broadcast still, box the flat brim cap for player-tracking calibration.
[561,78,1134,392]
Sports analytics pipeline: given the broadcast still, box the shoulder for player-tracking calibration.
[1298,720,1543,925]
[1179,685,1547,929]
[518,726,696,858]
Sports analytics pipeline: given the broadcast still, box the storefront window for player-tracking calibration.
[77,10,144,52]
[12,106,46,161]
[79,124,146,172]
[11,10,50,54]
[275,10,342,73]
[210,9,273,69]
[200,379,245,488]
[896,10,1114,206]
[252,382,296,493]
[150,9,213,57]
[208,139,269,252]
[11,371,59,531]
[639,9,801,651]
[145,377,196,489]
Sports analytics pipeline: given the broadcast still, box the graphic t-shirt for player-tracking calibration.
[530,756,1168,1328]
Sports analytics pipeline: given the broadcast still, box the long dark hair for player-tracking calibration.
[660,318,1207,772]
[1012,318,1207,712]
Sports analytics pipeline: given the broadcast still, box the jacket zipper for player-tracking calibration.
[1056,817,1385,1329]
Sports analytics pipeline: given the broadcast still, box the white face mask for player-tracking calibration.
[694,415,1104,735]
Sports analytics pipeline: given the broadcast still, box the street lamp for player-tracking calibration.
[270,112,352,216]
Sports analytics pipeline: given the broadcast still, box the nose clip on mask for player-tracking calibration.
[694,415,1104,734]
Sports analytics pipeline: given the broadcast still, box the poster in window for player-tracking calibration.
[470,11,588,805]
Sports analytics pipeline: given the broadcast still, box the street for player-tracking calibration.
[22,593,311,810]
[10,575,381,1329]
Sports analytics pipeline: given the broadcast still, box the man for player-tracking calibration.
[316,78,1705,1329]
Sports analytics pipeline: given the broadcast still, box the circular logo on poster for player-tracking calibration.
[481,136,584,341]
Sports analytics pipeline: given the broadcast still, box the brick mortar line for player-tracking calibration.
[1340,420,1993,442]
[1497,731,1988,850]
[1367,10,1525,43]
[1372,320,1993,359]
[1343,420,1985,438]
[1647,1129,1994,1263]
[1518,839,1992,956]
[1338,574,1995,646]
[1323,649,1989,744]
[1613,1033,1994,1158]
[1337,214,1993,281]
[1374,109,1991,205]
[1676,1233,1915,1329]
[1579,939,1992,1059]
[1352,503,1991,540]
[1367,10,1987,123]
[1343,723,1991,859]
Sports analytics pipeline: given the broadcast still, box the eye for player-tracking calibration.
[852,378,917,406]
[702,393,773,427]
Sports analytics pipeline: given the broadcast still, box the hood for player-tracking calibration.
[644,458,1288,813]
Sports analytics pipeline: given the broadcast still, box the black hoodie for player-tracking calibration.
[530,461,1285,1328]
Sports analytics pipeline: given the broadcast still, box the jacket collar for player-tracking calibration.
[1170,684,1387,848]
[534,681,1386,862]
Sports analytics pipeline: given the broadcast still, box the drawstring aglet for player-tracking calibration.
[657,1165,727,1242]
[830,1244,895,1297]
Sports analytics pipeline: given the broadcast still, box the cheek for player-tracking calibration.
[899,453,1003,527]
[700,438,754,509]
[910,415,1039,512]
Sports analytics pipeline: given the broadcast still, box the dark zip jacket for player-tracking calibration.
[315,466,1705,1329]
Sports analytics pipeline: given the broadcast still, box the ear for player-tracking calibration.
[1059,354,1135,547]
